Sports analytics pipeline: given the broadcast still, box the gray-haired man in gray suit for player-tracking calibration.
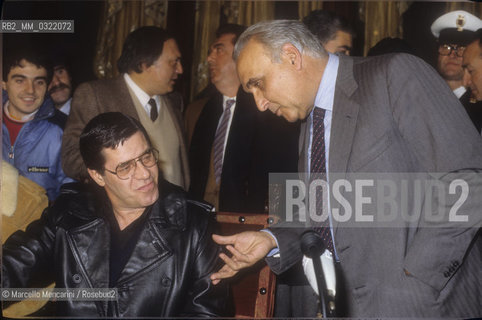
[210,20,482,318]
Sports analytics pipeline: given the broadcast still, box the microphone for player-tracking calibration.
[301,229,326,257]
[300,230,336,318]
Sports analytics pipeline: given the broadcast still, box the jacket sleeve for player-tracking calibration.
[61,82,98,181]
[386,54,482,291]
[265,223,306,275]
[53,131,75,198]
[179,210,230,317]
[2,207,57,290]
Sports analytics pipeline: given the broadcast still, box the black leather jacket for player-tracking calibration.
[2,181,229,317]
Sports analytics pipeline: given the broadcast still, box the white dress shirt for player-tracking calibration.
[124,73,160,115]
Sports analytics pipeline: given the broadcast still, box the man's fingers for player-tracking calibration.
[210,264,238,284]
[212,233,236,245]
[225,244,251,263]
[211,231,263,284]
[218,252,244,270]
[213,263,234,277]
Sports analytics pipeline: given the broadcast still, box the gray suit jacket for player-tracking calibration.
[61,76,189,188]
[268,53,482,318]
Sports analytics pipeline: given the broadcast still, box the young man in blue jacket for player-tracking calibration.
[2,46,73,201]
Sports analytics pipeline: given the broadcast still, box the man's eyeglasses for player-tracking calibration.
[438,44,466,57]
[105,148,159,180]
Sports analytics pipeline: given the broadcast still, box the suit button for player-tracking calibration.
[452,261,459,267]
[72,274,82,283]
[443,272,450,278]
[161,277,171,287]
[448,266,455,273]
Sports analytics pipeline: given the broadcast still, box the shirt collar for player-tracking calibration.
[222,95,236,111]
[453,86,466,99]
[3,101,38,122]
[313,53,339,112]
[123,73,160,107]
[59,98,72,115]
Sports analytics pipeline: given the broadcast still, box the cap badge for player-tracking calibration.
[456,14,466,32]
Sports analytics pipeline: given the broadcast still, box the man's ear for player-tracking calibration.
[139,61,151,73]
[281,43,302,70]
[2,81,7,90]
[87,168,106,187]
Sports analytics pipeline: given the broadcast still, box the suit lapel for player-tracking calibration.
[328,55,360,174]
[115,202,173,285]
[223,87,257,173]
[67,219,110,288]
[298,120,309,173]
[329,55,360,232]
[189,93,223,196]
[116,226,173,285]
[67,219,110,314]
[114,76,140,120]
[67,203,173,287]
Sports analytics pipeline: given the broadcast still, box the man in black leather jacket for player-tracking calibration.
[2,112,229,317]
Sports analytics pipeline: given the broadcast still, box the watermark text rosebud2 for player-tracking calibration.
[268,172,481,228]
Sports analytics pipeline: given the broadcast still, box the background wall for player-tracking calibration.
[1,1,103,86]
[2,1,481,104]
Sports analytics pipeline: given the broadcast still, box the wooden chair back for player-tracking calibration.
[215,212,279,318]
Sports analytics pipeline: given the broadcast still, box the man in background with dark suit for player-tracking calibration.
[186,24,299,213]
[210,20,482,318]
[62,26,189,189]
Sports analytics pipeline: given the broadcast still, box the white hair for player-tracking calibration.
[233,20,327,62]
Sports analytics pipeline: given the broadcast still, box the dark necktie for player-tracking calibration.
[310,107,334,253]
[213,99,235,184]
[148,98,158,121]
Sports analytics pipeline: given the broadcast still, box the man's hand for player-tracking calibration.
[210,231,277,285]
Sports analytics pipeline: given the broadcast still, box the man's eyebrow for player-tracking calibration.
[10,74,47,82]
[118,147,152,166]
[208,43,221,55]
[53,65,66,72]
[246,78,260,89]
[10,74,26,80]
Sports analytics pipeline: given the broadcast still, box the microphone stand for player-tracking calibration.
[300,230,335,318]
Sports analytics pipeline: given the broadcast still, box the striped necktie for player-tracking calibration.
[213,99,235,184]
[310,107,334,253]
